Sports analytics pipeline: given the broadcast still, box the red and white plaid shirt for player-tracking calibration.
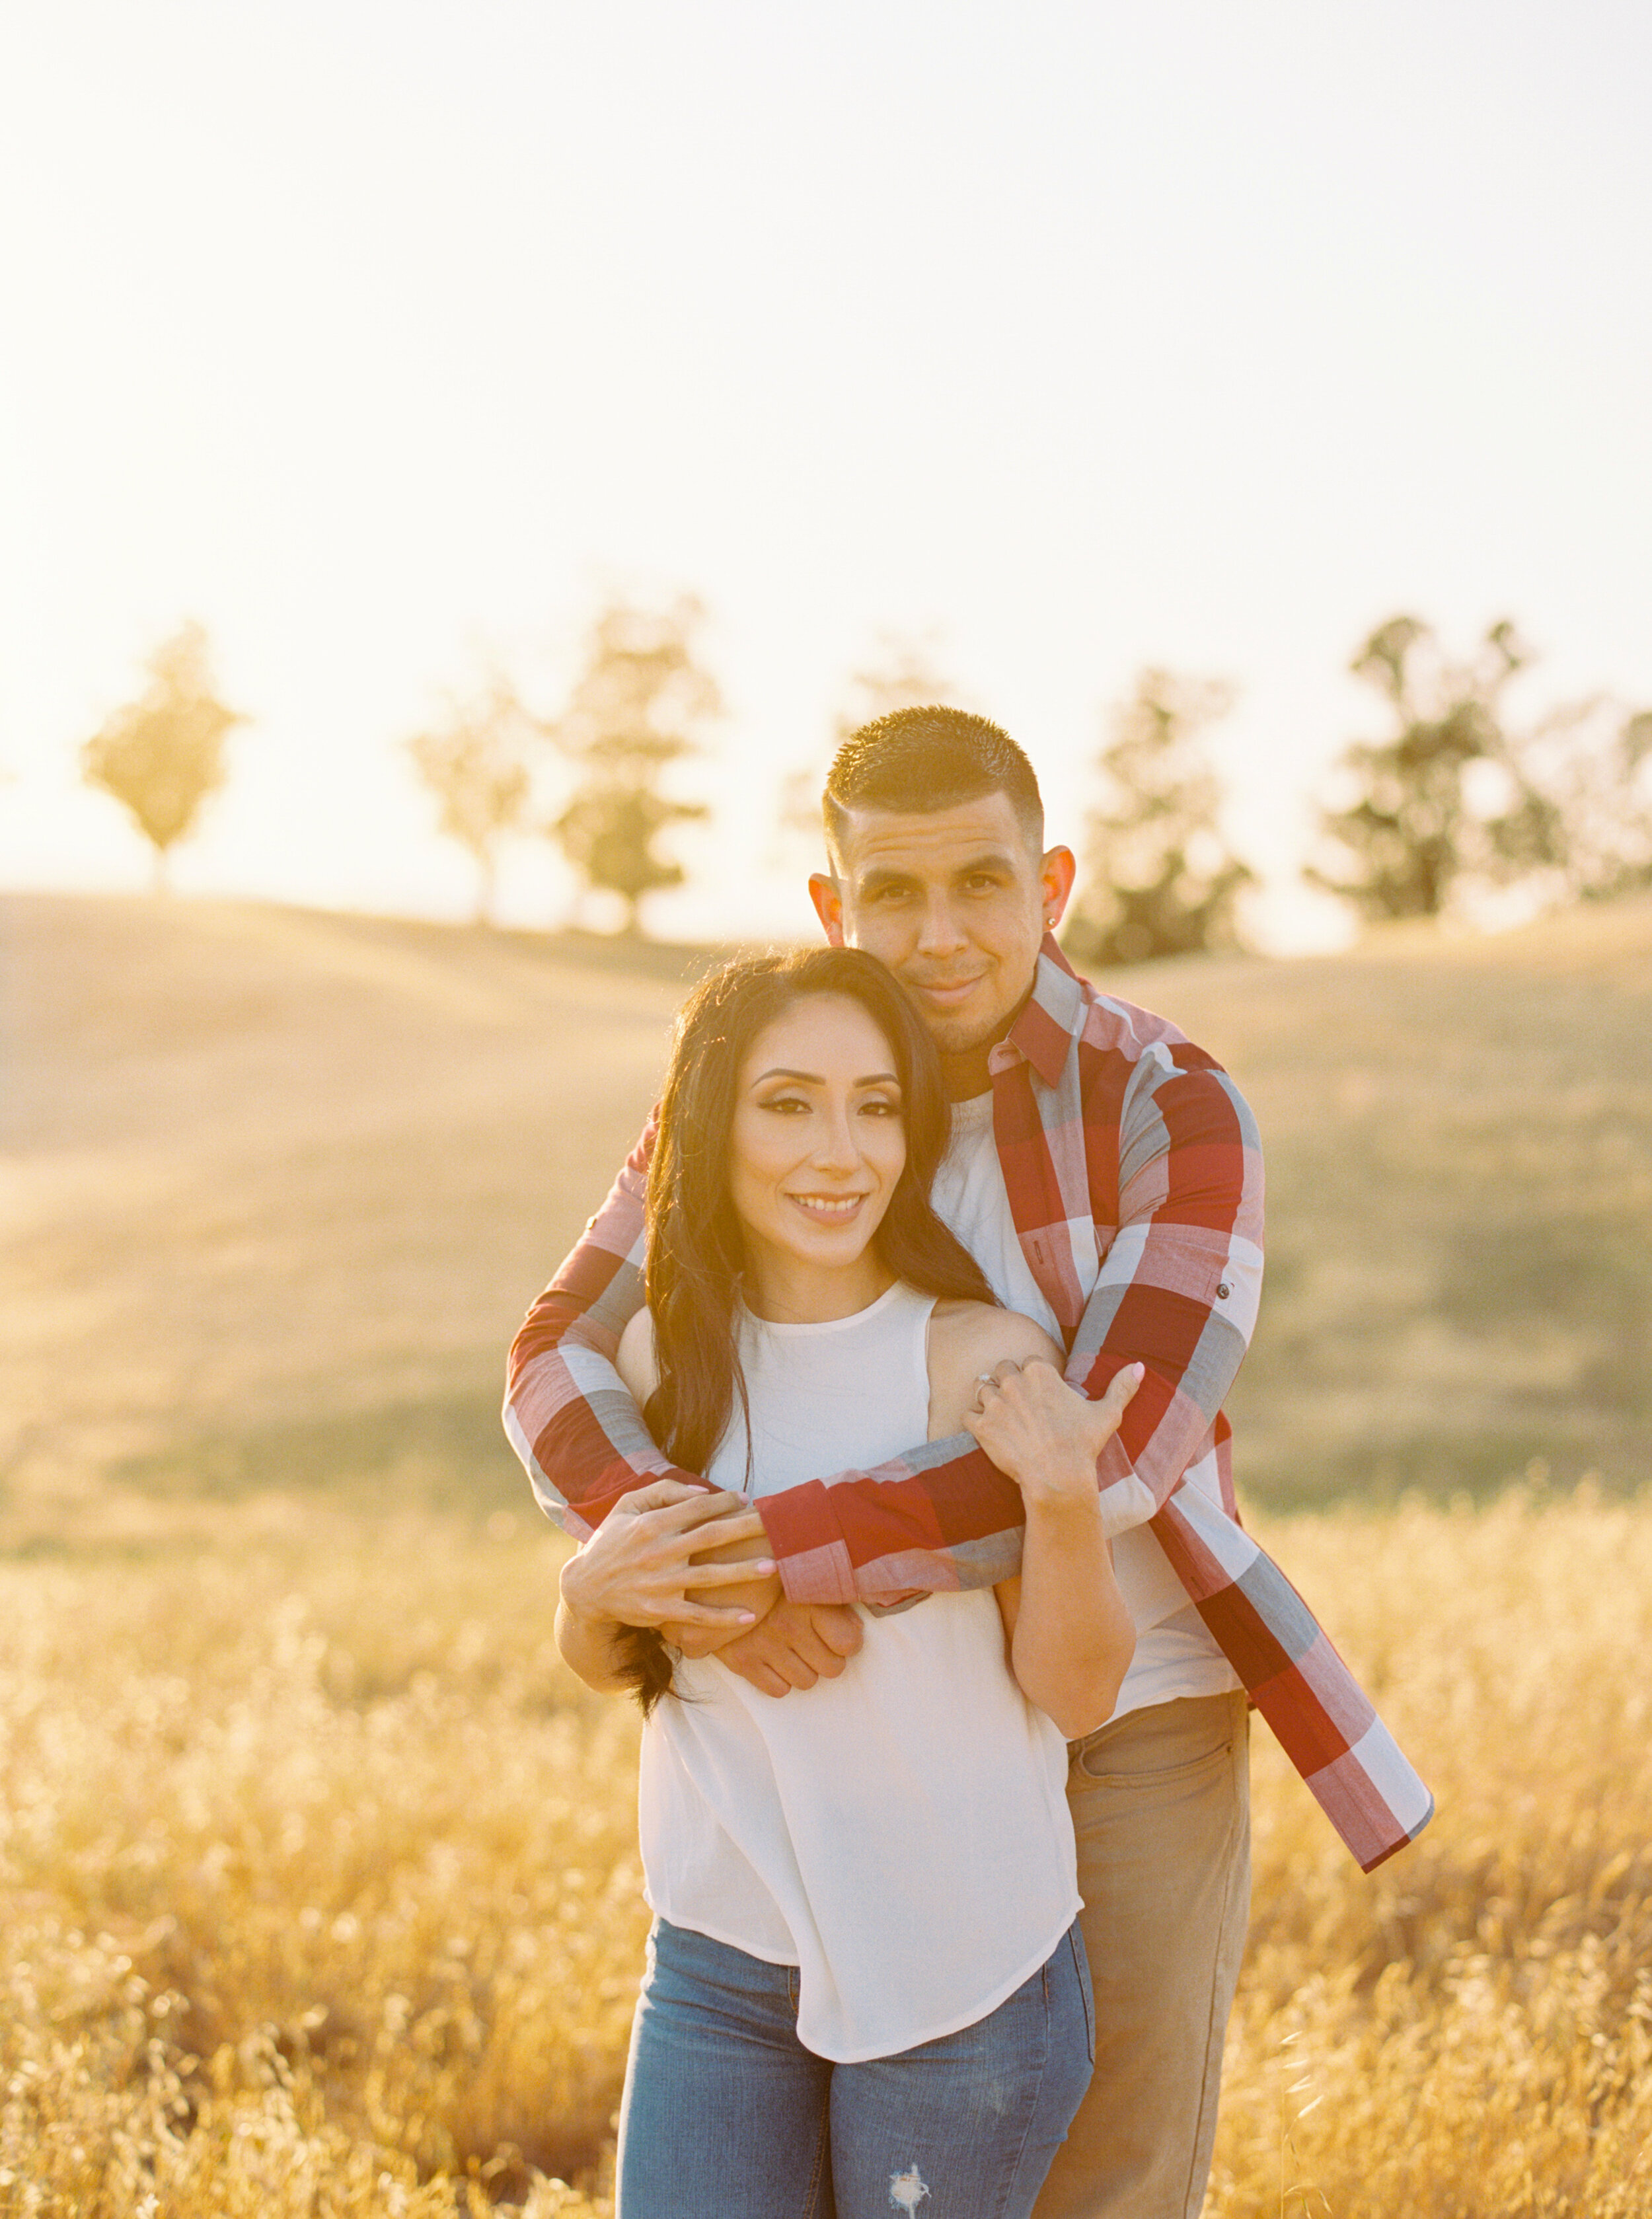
[505,939,1434,1873]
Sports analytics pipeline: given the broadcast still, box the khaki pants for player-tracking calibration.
[1034,1690,1252,2219]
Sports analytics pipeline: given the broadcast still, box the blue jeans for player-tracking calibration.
[615,1917,1095,2219]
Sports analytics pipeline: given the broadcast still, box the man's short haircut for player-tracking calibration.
[822,704,1045,869]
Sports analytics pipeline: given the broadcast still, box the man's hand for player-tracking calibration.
[659,1520,784,1658]
[712,1600,864,1698]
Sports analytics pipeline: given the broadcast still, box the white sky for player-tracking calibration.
[3,0,1649,947]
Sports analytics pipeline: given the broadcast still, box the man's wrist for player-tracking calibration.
[754,1493,858,1606]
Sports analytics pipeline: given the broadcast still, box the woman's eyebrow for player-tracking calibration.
[749,1067,901,1087]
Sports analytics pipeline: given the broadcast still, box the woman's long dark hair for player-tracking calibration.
[618,946,996,1711]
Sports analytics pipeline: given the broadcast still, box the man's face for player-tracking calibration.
[809,791,1076,1091]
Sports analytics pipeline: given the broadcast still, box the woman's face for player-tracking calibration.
[728,992,907,1292]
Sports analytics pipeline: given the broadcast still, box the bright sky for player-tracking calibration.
[3,0,1649,948]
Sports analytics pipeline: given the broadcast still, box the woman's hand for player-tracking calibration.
[964,1361,1144,1509]
[968,1364,1144,1739]
[558,1480,774,1634]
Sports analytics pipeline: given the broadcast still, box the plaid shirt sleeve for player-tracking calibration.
[502,1114,708,1540]
[1065,1026,1265,1537]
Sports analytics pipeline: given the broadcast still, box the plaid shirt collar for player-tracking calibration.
[989,935,1089,1092]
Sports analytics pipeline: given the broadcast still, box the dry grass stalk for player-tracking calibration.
[2,1488,1649,2213]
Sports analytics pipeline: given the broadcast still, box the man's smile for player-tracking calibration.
[906,971,989,1006]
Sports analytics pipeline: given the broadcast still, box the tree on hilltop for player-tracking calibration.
[406,672,534,926]
[548,595,720,934]
[1308,617,1652,922]
[1517,702,1652,907]
[831,631,958,746]
[778,632,958,861]
[1064,667,1254,967]
[1307,617,1552,921]
[80,622,246,891]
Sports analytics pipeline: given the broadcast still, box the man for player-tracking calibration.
[505,707,1432,2218]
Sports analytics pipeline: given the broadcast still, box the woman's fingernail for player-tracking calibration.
[737,1611,757,1624]
[753,1560,775,1575]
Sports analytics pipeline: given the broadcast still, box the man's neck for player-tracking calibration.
[939,1042,995,1101]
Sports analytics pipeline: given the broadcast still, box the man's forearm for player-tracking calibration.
[755,1441,1028,1606]
[504,1117,702,1534]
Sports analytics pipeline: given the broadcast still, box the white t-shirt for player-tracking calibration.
[638,1281,1080,2062]
[928,1090,1241,1723]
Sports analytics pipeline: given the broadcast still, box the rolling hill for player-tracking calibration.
[3,889,1647,1542]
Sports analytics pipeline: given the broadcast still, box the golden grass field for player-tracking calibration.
[3,891,1650,2215]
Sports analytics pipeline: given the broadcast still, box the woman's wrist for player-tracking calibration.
[1018,1469,1104,1517]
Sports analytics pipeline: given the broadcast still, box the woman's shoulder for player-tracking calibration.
[924,1298,1065,1440]
[928,1298,1064,1378]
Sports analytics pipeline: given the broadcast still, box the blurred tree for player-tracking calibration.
[1063,668,1254,967]
[778,632,957,861]
[831,630,957,747]
[548,595,720,934]
[79,622,246,891]
[1306,617,1552,921]
[406,673,534,925]
[1524,703,1652,905]
[1308,617,1652,921]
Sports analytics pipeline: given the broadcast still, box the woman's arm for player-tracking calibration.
[928,1305,1139,1740]
[977,1363,1141,1739]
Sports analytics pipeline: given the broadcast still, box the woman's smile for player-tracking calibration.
[784,1191,871,1220]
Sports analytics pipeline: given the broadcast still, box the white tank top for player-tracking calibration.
[637,1279,1080,2063]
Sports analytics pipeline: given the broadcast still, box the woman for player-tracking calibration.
[556,948,1139,2219]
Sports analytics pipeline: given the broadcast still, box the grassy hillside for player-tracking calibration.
[0,897,698,1542]
[1135,899,1652,1503]
[4,890,1651,2214]
[3,889,1649,1538]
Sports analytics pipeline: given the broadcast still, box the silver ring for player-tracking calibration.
[976,1373,996,1387]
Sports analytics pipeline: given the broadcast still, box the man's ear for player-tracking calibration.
[1040,846,1077,933]
[809,873,848,946]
